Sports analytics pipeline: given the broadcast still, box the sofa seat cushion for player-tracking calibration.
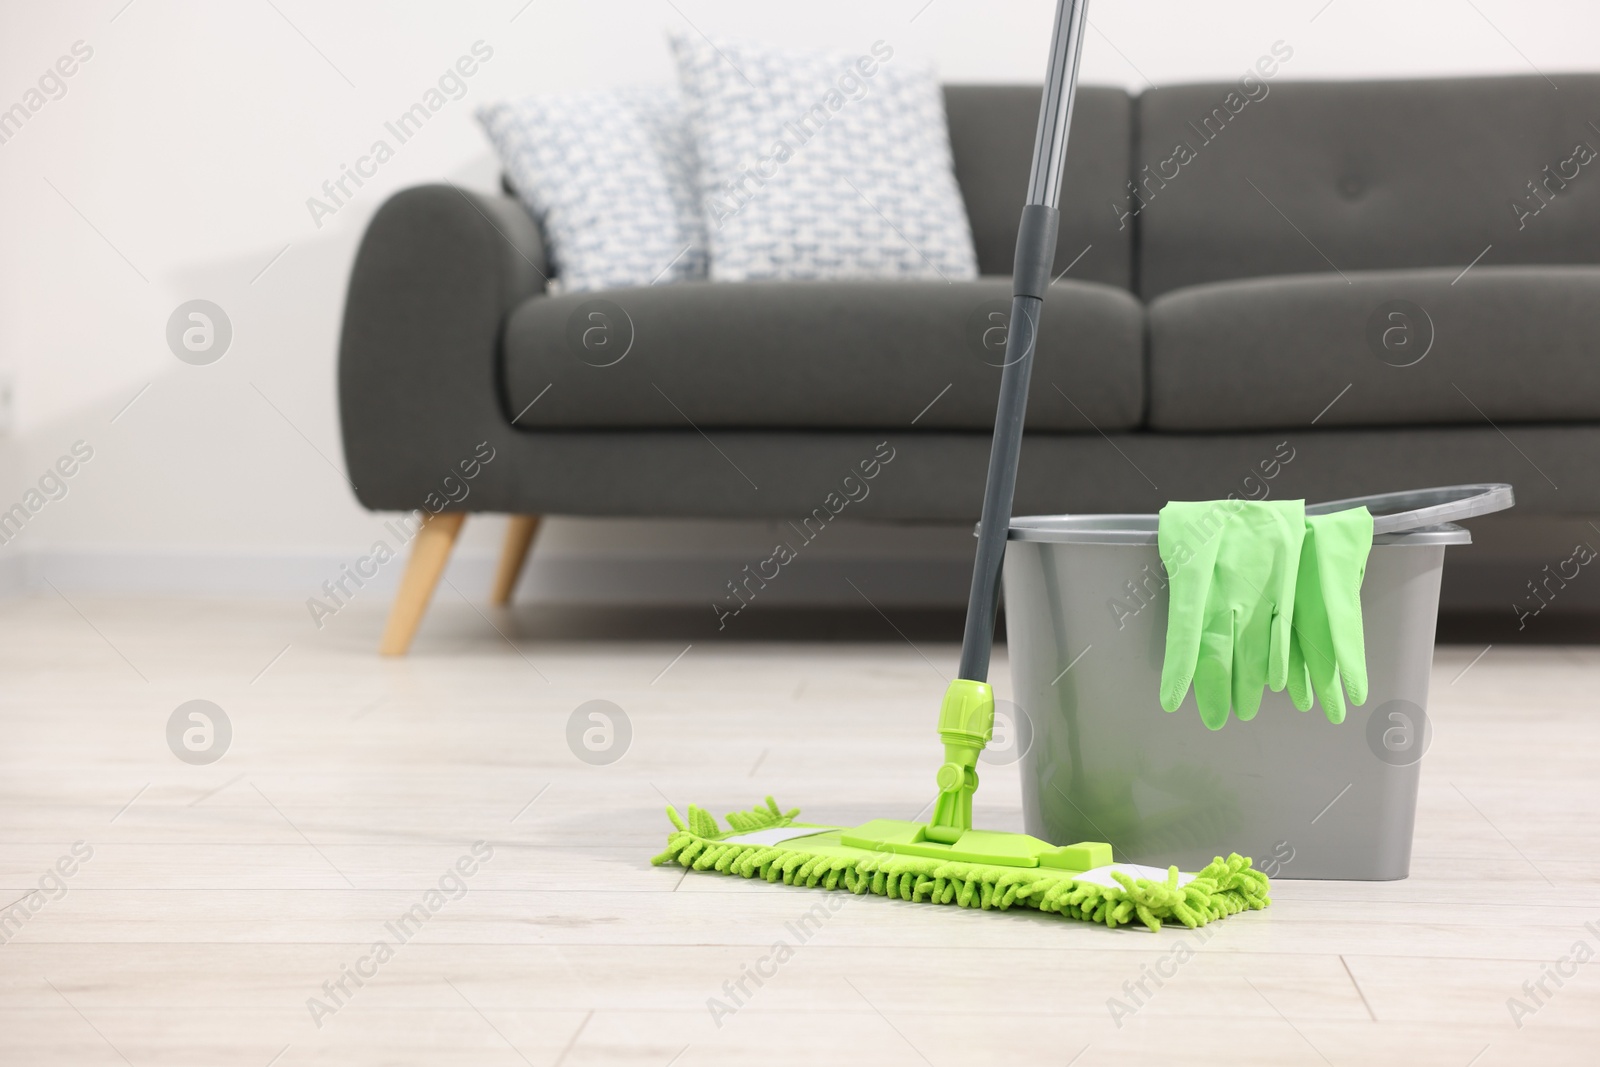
[502,278,1144,431]
[1147,265,1600,431]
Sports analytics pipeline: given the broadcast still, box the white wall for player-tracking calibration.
[0,0,1594,602]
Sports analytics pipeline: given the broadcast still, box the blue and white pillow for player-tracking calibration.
[477,89,707,292]
[669,34,978,283]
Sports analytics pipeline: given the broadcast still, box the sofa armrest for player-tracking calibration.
[338,183,548,511]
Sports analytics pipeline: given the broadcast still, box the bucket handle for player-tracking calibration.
[1307,483,1514,535]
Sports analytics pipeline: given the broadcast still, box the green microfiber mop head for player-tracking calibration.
[654,797,1270,932]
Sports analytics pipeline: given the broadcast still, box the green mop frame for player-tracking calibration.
[655,0,1271,930]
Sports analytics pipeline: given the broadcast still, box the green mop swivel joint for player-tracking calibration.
[830,675,1112,870]
[927,679,994,843]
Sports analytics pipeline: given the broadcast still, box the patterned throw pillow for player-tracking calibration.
[477,89,707,292]
[669,34,978,283]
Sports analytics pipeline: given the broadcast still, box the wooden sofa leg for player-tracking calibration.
[492,515,543,605]
[379,512,467,656]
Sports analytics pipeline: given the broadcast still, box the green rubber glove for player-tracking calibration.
[1287,507,1374,724]
[1159,500,1306,730]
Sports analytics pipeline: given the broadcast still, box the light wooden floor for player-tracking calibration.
[2,595,1597,1065]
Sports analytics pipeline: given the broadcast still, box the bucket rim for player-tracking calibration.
[1006,513,1471,546]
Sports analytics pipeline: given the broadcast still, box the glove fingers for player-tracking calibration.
[1194,617,1234,731]
[1158,505,1224,713]
[1330,594,1368,707]
[1339,643,1367,709]
[1159,640,1199,713]
[1286,632,1314,712]
[1160,649,1197,714]
[1313,509,1374,708]
[1267,605,1294,693]
[1293,618,1337,713]
[1322,668,1348,725]
[1266,503,1305,692]
[1305,625,1345,724]
[1232,606,1271,722]
[1285,524,1320,711]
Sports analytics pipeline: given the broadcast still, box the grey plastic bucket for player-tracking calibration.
[1000,485,1512,880]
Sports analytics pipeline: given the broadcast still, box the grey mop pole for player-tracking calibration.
[957,0,1090,683]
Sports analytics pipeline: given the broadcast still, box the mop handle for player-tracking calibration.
[957,0,1090,683]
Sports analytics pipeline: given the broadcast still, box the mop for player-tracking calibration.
[654,0,1270,930]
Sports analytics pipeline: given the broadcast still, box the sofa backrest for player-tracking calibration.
[1134,74,1600,298]
[944,85,1134,290]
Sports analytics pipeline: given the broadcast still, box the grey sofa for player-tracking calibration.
[340,74,1600,653]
